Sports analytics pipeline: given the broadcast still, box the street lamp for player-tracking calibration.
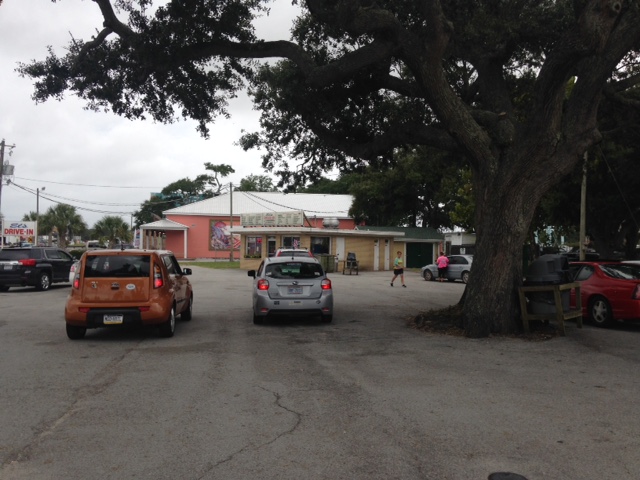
[36,187,45,245]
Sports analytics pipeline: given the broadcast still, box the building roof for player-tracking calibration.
[163,192,354,219]
[356,226,443,242]
[140,218,189,230]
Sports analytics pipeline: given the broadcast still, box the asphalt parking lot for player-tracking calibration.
[1,267,640,479]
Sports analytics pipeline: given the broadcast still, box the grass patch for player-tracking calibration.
[182,261,240,269]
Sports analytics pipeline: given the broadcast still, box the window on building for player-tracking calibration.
[246,236,263,257]
[310,236,330,254]
[282,236,301,249]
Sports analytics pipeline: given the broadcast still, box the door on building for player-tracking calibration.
[407,242,433,268]
[267,237,277,257]
[336,237,345,262]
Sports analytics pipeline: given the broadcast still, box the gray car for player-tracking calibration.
[421,254,473,284]
[248,256,334,324]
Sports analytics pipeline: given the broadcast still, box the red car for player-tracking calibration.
[570,261,640,327]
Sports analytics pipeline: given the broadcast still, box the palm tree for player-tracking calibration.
[93,216,131,247]
[41,204,86,248]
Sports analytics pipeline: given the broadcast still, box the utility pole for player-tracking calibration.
[229,182,234,262]
[0,139,16,248]
[579,152,588,261]
[36,187,45,245]
[0,140,6,224]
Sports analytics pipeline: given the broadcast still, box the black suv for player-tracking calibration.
[0,247,75,291]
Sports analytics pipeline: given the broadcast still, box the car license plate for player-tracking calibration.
[104,314,124,324]
[288,286,303,294]
[3,265,13,270]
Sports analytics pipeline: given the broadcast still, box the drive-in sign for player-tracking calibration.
[3,222,36,236]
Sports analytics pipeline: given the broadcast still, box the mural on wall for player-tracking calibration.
[210,220,241,251]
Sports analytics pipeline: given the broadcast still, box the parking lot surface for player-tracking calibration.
[1,267,639,479]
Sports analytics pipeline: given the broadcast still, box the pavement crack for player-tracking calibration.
[1,348,135,469]
[197,386,302,479]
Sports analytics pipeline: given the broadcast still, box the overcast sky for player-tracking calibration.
[0,0,301,228]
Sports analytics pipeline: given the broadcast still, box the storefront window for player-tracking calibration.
[246,236,263,257]
[311,236,330,254]
[282,236,301,249]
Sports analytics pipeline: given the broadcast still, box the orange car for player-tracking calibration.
[65,249,193,339]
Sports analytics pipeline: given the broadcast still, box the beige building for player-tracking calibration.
[230,225,405,272]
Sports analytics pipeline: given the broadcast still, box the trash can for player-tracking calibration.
[524,254,572,314]
[316,254,336,273]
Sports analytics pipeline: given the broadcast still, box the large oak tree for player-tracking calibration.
[19,0,640,337]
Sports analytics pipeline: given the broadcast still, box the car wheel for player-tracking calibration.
[66,324,86,340]
[181,296,193,321]
[589,296,612,327]
[0,285,9,292]
[36,272,51,291]
[462,271,470,284]
[253,314,264,325]
[321,314,333,323]
[158,307,176,337]
[423,270,434,281]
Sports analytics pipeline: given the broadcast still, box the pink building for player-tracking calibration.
[139,192,356,260]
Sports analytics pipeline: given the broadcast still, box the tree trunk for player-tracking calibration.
[461,172,539,338]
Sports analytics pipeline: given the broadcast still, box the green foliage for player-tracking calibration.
[93,215,131,246]
[39,204,87,248]
[203,163,236,194]
[235,174,278,192]
[132,162,235,226]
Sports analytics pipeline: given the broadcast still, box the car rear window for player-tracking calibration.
[0,249,41,260]
[266,262,323,279]
[84,255,151,278]
[600,264,640,280]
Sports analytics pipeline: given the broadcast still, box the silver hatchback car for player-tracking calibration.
[421,254,473,283]
[248,257,334,324]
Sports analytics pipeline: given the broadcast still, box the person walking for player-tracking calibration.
[436,251,449,282]
[390,251,406,287]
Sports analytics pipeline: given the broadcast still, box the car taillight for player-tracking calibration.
[73,277,80,289]
[321,279,332,290]
[633,285,640,300]
[19,259,37,267]
[154,264,164,289]
[257,279,269,291]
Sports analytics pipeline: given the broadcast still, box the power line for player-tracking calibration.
[8,182,135,216]
[14,176,163,189]
[9,181,181,208]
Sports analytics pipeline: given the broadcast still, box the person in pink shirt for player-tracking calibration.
[436,252,449,282]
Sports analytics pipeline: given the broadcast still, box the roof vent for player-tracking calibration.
[323,217,340,229]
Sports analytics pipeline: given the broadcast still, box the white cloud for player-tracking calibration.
[0,0,300,228]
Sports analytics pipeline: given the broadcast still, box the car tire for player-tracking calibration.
[589,296,612,327]
[321,314,333,323]
[423,270,434,281]
[253,314,264,325]
[158,307,176,338]
[462,271,470,284]
[0,285,9,292]
[181,296,193,321]
[36,272,51,291]
[66,324,86,340]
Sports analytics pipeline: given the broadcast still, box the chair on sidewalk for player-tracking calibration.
[343,252,359,275]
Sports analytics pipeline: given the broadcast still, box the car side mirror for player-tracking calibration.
[248,270,256,278]
[182,268,192,276]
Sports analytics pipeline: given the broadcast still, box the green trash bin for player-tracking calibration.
[315,254,336,273]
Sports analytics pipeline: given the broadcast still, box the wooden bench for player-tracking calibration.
[339,259,359,275]
[517,282,583,336]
